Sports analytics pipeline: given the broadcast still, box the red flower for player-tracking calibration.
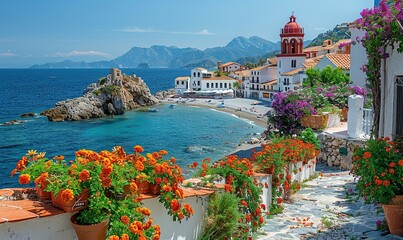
[170,199,181,212]
[245,214,251,222]
[363,152,372,159]
[399,159,403,166]
[134,145,144,153]
[121,215,130,224]
[389,162,396,167]
[18,174,31,184]
[277,198,283,204]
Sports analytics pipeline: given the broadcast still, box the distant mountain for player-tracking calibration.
[181,59,216,69]
[307,25,350,47]
[30,36,281,69]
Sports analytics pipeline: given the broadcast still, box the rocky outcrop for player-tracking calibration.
[41,72,159,121]
[0,119,27,126]
[154,89,174,100]
[20,112,36,118]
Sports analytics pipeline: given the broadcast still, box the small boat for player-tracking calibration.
[169,104,176,108]
[148,108,158,112]
[217,102,225,108]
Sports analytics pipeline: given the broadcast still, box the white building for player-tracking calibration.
[314,53,350,74]
[249,65,277,99]
[229,70,250,98]
[174,67,236,97]
[303,39,351,58]
[349,27,368,87]
[218,61,246,73]
[174,76,190,95]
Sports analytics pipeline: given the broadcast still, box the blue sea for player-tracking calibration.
[0,69,264,188]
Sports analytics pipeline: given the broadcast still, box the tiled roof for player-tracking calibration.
[281,68,303,76]
[175,76,190,80]
[233,70,250,77]
[221,62,240,67]
[326,53,350,70]
[250,65,273,71]
[201,76,235,81]
[302,55,324,69]
[303,39,351,52]
[195,67,206,71]
[266,57,278,66]
[261,79,278,85]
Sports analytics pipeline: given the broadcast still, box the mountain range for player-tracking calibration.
[30,36,281,69]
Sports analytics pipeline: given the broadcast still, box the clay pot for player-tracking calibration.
[148,183,161,195]
[341,108,348,122]
[383,196,403,236]
[51,189,89,212]
[300,114,329,130]
[35,182,51,200]
[70,213,109,240]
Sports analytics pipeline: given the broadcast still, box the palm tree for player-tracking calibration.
[232,81,241,98]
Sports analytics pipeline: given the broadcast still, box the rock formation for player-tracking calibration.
[41,70,159,121]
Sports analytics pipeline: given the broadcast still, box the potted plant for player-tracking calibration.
[352,137,403,236]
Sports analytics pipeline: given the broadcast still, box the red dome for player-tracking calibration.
[282,15,303,34]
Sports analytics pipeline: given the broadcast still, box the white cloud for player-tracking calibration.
[0,51,16,57]
[118,27,215,35]
[51,50,111,58]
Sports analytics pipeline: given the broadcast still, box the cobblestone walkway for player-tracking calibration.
[257,164,403,240]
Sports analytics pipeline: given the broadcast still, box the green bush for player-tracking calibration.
[299,128,320,150]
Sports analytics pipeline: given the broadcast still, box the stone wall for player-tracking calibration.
[318,133,366,170]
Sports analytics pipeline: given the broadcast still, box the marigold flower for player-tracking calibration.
[153,234,160,240]
[141,207,151,216]
[363,151,372,159]
[175,188,184,198]
[27,150,37,156]
[184,203,194,215]
[134,145,144,153]
[129,222,139,234]
[178,211,184,220]
[121,234,129,240]
[121,215,130,224]
[240,200,248,207]
[135,161,145,171]
[130,182,138,193]
[18,174,31,184]
[389,162,396,167]
[78,169,90,181]
[61,189,74,203]
[224,184,233,193]
[108,235,119,240]
[170,199,181,212]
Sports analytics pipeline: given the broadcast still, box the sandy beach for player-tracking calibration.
[162,97,272,158]
[162,97,271,128]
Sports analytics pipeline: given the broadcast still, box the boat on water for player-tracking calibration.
[148,108,158,112]
[169,104,176,108]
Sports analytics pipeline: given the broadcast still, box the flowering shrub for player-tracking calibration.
[352,137,403,204]
[353,0,403,137]
[269,91,316,135]
[252,138,317,214]
[12,145,194,239]
[192,156,266,239]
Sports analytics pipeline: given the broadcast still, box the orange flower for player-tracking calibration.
[143,217,153,230]
[141,207,151,216]
[399,159,403,166]
[60,189,74,203]
[382,180,390,186]
[389,162,396,167]
[18,174,31,184]
[175,188,184,198]
[108,235,119,240]
[240,200,248,207]
[134,145,144,153]
[135,161,145,171]
[101,177,112,188]
[159,150,168,155]
[224,184,233,193]
[78,169,90,181]
[129,222,140,234]
[245,214,251,222]
[153,234,160,240]
[170,199,181,212]
[121,215,130,224]
[102,166,113,175]
[184,203,194,215]
[178,211,184,220]
[121,234,129,240]
[259,215,264,224]
[130,182,138,193]
[363,152,372,159]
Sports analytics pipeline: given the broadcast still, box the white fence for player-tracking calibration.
[362,108,374,136]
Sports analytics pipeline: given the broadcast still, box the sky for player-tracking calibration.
[0,0,374,68]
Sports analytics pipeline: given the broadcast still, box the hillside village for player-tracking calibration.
[174,14,353,102]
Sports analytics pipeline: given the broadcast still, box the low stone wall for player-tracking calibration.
[318,133,366,170]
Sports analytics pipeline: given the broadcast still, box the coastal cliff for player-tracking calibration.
[41,69,159,121]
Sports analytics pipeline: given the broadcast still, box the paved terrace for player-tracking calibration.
[258,163,403,240]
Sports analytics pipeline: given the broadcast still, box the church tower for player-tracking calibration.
[276,14,306,92]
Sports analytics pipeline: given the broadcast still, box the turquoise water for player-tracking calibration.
[0,69,264,188]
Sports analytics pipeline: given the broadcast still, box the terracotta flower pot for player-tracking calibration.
[135,179,149,194]
[70,213,109,240]
[383,196,403,237]
[35,182,51,200]
[51,189,89,212]
[300,114,329,130]
[149,183,161,195]
[341,108,348,122]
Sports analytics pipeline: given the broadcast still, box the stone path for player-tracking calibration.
[257,163,403,240]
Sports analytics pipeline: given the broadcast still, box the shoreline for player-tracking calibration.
[162,98,270,128]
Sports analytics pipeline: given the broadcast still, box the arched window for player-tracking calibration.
[291,39,296,54]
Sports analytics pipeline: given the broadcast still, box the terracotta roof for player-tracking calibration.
[201,76,236,81]
[221,62,241,67]
[266,57,278,66]
[303,39,351,52]
[302,55,324,69]
[261,79,278,85]
[195,67,206,71]
[175,76,190,80]
[325,53,350,70]
[250,65,272,71]
[281,68,303,76]
[233,70,250,77]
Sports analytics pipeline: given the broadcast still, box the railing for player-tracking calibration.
[362,108,374,136]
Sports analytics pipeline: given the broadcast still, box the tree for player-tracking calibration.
[303,66,350,88]
[232,81,241,98]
